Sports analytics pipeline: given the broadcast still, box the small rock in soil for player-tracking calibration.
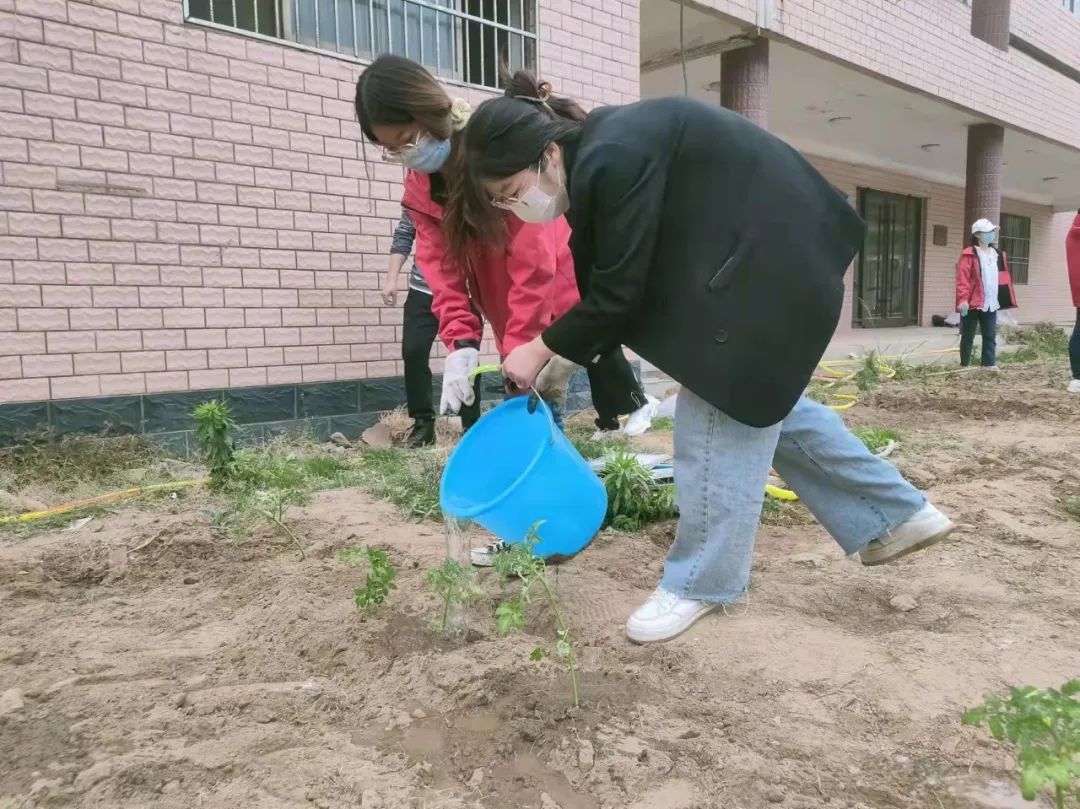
[577,740,595,771]
[314,799,330,809]
[765,788,786,803]
[162,780,181,794]
[329,432,352,447]
[467,768,484,788]
[540,793,562,809]
[410,708,427,719]
[182,575,199,585]
[171,692,187,708]
[889,594,919,612]
[251,707,275,724]
[0,687,26,716]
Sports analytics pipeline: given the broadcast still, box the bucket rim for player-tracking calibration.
[440,395,556,520]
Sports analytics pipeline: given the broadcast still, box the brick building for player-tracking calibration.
[0,0,637,442]
[641,0,1080,330]
[0,0,1078,442]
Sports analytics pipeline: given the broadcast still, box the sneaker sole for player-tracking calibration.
[859,522,955,567]
[626,603,722,645]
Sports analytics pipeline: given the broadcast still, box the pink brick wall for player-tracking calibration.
[695,0,1080,152]
[0,0,641,404]
[809,156,1075,332]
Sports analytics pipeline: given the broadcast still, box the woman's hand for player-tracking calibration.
[502,336,556,392]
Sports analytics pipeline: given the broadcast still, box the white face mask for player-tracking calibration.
[498,163,570,224]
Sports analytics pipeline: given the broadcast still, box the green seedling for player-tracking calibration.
[339,546,397,610]
[963,680,1080,808]
[193,400,236,489]
[493,526,580,708]
[426,558,484,633]
[852,427,901,455]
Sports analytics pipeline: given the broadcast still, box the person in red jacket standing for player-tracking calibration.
[955,218,1019,370]
[353,55,654,437]
[1067,209,1080,394]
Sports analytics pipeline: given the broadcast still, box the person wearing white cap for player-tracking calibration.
[955,218,1019,369]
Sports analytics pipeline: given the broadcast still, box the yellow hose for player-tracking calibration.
[0,478,207,526]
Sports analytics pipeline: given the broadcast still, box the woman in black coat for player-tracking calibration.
[461,74,955,644]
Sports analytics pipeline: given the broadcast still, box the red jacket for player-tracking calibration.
[401,170,580,355]
[955,246,1018,312]
[1067,212,1080,308]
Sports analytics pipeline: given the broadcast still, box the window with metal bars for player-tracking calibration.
[185,0,537,89]
[1000,213,1031,285]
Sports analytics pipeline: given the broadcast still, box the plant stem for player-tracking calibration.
[266,512,305,559]
[1055,785,1063,809]
[439,592,450,633]
[537,574,580,709]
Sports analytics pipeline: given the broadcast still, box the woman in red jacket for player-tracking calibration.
[955,218,1019,370]
[353,55,652,435]
[1067,209,1080,393]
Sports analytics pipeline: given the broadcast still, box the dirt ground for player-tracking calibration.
[2,359,1079,809]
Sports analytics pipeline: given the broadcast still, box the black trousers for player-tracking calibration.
[587,347,648,430]
[402,287,480,429]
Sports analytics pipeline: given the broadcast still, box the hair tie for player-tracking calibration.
[449,98,472,132]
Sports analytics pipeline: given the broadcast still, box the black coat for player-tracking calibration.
[542,97,866,428]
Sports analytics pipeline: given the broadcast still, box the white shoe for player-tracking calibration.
[622,395,660,437]
[859,503,954,566]
[1068,379,1080,394]
[470,540,510,567]
[591,427,624,442]
[626,587,719,644]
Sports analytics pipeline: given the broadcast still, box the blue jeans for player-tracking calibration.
[1070,308,1079,380]
[960,309,998,367]
[661,391,926,603]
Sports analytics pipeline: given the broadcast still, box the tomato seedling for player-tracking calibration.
[963,679,1080,808]
[425,558,484,634]
[339,546,397,610]
[493,526,580,708]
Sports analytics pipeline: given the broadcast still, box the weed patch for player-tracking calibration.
[852,427,901,454]
[346,448,444,520]
[1001,323,1070,365]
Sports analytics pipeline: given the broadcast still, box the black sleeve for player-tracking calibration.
[541,145,665,366]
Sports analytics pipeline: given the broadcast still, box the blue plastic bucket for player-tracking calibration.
[440,396,608,559]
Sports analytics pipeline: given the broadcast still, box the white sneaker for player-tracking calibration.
[622,395,660,437]
[1068,379,1080,394]
[470,540,510,567]
[591,427,624,442]
[626,587,719,644]
[859,503,955,566]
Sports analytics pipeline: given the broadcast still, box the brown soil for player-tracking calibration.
[2,360,1078,809]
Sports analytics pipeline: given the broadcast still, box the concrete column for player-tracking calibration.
[964,123,1005,231]
[970,0,1011,51]
[720,38,769,130]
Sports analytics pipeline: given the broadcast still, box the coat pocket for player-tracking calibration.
[707,241,751,293]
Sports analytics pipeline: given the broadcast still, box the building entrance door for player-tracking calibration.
[855,189,923,327]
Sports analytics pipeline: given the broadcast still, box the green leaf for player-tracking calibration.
[529,647,547,663]
[495,600,525,635]
[1019,766,1045,801]
[988,716,1006,741]
[962,707,987,726]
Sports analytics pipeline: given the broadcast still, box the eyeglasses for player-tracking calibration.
[488,163,543,209]
[380,132,422,163]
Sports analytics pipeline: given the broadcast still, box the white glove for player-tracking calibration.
[440,347,479,414]
[535,356,579,408]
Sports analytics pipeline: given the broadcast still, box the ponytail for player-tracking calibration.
[445,69,584,266]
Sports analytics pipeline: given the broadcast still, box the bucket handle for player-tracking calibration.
[526,386,558,441]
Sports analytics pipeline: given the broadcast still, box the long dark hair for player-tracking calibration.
[354,54,471,242]
[447,69,585,264]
